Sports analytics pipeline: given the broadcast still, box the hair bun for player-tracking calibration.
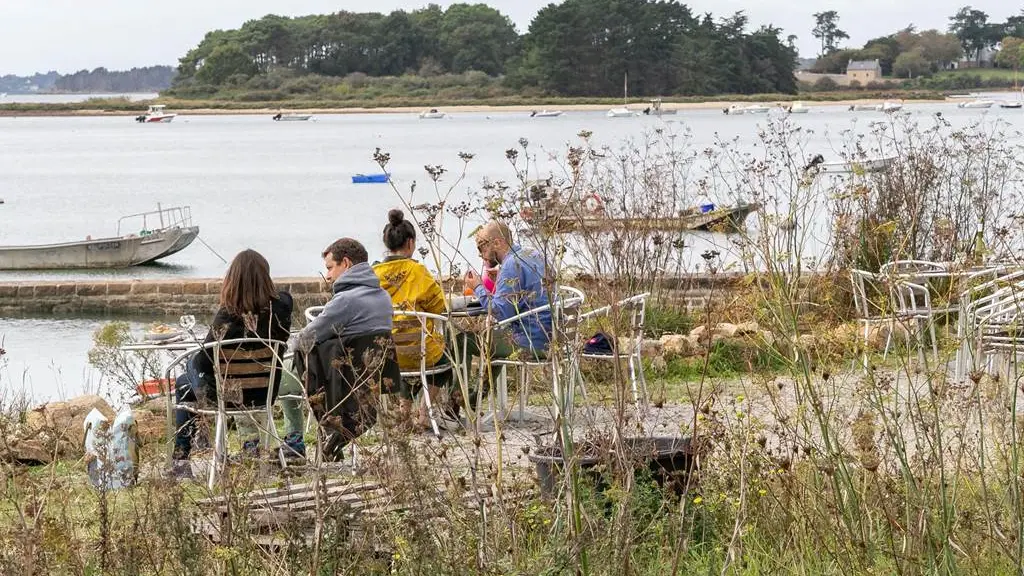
[387,209,404,226]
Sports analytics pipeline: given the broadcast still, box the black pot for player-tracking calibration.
[528,436,700,496]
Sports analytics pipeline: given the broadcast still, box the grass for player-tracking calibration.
[934,68,1022,81]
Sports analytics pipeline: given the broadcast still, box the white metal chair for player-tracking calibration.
[956,268,1024,379]
[850,269,901,370]
[579,293,651,411]
[391,310,452,438]
[488,290,586,425]
[164,338,290,490]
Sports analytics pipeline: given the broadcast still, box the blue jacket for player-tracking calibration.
[474,244,552,352]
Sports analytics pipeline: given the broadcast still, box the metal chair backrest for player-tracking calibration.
[880,260,947,276]
[304,306,324,322]
[850,269,888,320]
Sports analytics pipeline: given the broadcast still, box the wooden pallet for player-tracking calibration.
[193,476,531,546]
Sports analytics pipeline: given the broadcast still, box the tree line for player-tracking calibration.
[0,67,175,94]
[811,7,1024,78]
[170,0,799,98]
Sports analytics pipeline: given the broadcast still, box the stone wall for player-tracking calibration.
[0,273,750,321]
[0,277,332,322]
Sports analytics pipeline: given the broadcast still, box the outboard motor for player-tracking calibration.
[135,115,146,123]
[803,154,825,173]
[272,113,282,121]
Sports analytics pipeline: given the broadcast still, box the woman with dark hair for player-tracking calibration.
[170,249,296,478]
[372,209,450,429]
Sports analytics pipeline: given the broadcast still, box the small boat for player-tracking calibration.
[812,155,896,174]
[272,112,313,121]
[137,378,172,399]
[533,203,761,234]
[352,173,390,184]
[135,104,176,123]
[607,107,637,118]
[1000,101,1023,109]
[419,109,446,119]
[643,98,677,116]
[723,104,770,115]
[948,93,982,99]
[785,101,810,114]
[531,110,564,118]
[0,205,199,270]
[848,101,903,112]
[958,99,995,109]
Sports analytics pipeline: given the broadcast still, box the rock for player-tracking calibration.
[866,321,911,351]
[734,321,760,336]
[659,334,695,358]
[132,410,165,444]
[26,395,117,455]
[714,323,739,338]
[5,437,52,465]
[617,337,664,358]
[689,325,707,338]
[829,323,860,346]
[758,330,777,347]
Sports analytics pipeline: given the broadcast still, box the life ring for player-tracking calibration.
[582,193,604,214]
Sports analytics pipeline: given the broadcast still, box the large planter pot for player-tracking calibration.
[528,436,700,496]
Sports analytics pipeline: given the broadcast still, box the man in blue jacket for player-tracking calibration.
[464,220,552,358]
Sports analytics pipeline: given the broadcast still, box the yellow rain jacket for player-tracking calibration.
[373,256,447,370]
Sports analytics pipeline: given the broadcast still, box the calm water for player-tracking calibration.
[2,103,1023,400]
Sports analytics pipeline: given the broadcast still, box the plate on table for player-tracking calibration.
[144,324,184,342]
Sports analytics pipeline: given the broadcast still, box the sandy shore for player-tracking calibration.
[0,98,953,118]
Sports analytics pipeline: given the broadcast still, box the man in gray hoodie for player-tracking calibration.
[290,238,394,350]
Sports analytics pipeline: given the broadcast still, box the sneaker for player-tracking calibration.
[282,431,306,459]
[168,459,194,481]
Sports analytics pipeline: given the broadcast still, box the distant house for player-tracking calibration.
[846,59,882,83]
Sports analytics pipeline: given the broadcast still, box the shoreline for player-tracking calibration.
[0,97,956,118]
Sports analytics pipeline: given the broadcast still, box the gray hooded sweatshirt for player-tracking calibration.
[290,262,393,350]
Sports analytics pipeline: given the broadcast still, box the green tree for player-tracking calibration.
[995,36,1024,70]
[439,3,520,75]
[949,6,990,63]
[812,11,849,56]
[195,43,258,85]
[893,48,930,77]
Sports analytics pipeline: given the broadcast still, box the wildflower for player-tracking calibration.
[758,489,767,496]
[692,496,703,505]
[736,394,745,403]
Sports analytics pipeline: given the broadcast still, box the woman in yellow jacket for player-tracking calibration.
[373,209,449,429]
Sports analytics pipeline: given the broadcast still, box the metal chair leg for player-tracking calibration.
[419,373,441,439]
[209,412,226,491]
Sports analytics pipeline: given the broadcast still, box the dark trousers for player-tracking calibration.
[173,358,215,459]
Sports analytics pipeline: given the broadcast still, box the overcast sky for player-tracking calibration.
[0,0,1018,75]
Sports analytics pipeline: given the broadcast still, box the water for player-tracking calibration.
[2,103,1023,400]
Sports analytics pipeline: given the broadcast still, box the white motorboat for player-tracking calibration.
[785,101,810,114]
[530,110,564,118]
[848,101,902,112]
[723,104,770,115]
[957,99,995,109]
[1000,101,1023,109]
[419,108,446,119]
[643,98,677,116]
[135,105,177,123]
[272,112,313,121]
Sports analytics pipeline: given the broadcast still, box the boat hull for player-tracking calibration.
[275,115,312,121]
[537,204,761,235]
[145,115,176,123]
[0,226,199,270]
[533,111,564,117]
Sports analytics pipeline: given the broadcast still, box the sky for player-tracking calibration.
[0,0,1019,75]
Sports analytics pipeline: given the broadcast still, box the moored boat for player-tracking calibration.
[958,99,995,109]
[272,112,313,121]
[1000,101,1023,109]
[643,98,677,116]
[352,173,390,184]
[419,108,446,119]
[786,101,810,114]
[607,107,637,118]
[723,104,770,115]
[0,205,199,270]
[531,110,564,117]
[135,105,176,123]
